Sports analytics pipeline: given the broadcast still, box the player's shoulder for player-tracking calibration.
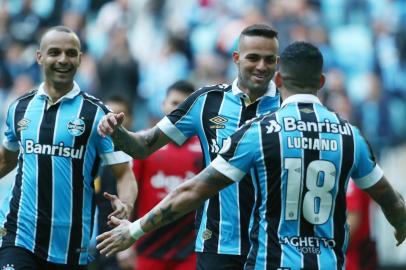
[79,92,110,114]
[192,83,232,98]
[11,89,37,104]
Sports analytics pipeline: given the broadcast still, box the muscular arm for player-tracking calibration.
[140,165,234,232]
[364,176,406,245]
[0,146,18,178]
[112,126,171,159]
[96,166,235,256]
[107,162,139,220]
[98,112,171,159]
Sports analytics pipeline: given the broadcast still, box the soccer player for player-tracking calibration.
[131,80,202,270]
[96,41,406,269]
[0,26,138,269]
[98,24,280,269]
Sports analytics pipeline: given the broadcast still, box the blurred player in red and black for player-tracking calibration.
[131,80,202,270]
[346,179,378,270]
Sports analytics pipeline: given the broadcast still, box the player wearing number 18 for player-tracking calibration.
[96,42,406,269]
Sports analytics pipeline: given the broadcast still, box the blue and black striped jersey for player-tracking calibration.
[0,82,131,265]
[157,79,281,255]
[211,94,383,270]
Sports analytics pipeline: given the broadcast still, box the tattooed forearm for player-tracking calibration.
[143,204,179,232]
[161,205,177,222]
[200,167,234,190]
[146,212,158,227]
[111,127,153,158]
[144,127,160,147]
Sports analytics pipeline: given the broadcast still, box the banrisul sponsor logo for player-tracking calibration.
[24,140,84,159]
[283,117,351,135]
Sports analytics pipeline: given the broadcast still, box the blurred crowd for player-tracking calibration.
[0,0,406,156]
[0,0,406,267]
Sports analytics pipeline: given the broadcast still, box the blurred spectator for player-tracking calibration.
[352,72,404,157]
[320,69,352,121]
[96,25,139,102]
[8,0,41,45]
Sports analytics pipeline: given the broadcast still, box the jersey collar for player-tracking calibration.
[281,94,322,107]
[231,78,277,105]
[37,81,81,104]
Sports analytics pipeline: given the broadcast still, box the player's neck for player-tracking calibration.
[237,82,267,102]
[43,81,74,102]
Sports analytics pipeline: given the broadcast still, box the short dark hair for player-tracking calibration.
[40,25,81,50]
[240,24,278,40]
[166,80,195,96]
[279,41,323,90]
[105,94,133,115]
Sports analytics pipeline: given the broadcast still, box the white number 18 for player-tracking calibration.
[284,158,336,225]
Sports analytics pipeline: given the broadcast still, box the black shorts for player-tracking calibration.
[196,252,247,270]
[0,246,87,270]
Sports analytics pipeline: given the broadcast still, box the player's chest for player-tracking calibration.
[17,101,94,143]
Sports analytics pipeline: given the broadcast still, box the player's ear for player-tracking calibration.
[36,50,43,65]
[319,74,326,89]
[274,71,283,88]
[232,51,240,64]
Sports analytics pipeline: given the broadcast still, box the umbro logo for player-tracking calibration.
[209,116,228,129]
[266,120,282,134]
[300,108,314,114]
[17,118,30,131]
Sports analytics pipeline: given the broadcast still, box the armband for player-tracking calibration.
[129,219,145,240]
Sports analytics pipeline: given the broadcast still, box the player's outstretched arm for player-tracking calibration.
[0,146,18,178]
[364,176,406,246]
[96,166,234,257]
[98,112,171,159]
[105,162,139,224]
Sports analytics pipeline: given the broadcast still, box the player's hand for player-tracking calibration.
[116,247,135,270]
[96,216,135,257]
[98,112,125,137]
[395,221,406,246]
[104,192,133,227]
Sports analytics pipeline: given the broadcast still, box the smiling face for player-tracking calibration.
[233,35,279,99]
[36,29,81,92]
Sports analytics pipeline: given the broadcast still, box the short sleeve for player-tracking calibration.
[157,88,210,145]
[95,108,132,165]
[351,127,383,189]
[2,103,19,152]
[211,122,258,182]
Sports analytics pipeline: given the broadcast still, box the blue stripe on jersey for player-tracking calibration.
[68,97,98,265]
[35,102,60,259]
[0,102,17,245]
[260,114,283,269]
[16,94,43,251]
[216,93,242,254]
[313,104,341,269]
[298,104,320,269]
[334,114,354,269]
[201,91,224,253]
[194,94,209,253]
[79,102,101,264]
[1,94,35,247]
[48,97,83,263]
[278,104,303,268]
